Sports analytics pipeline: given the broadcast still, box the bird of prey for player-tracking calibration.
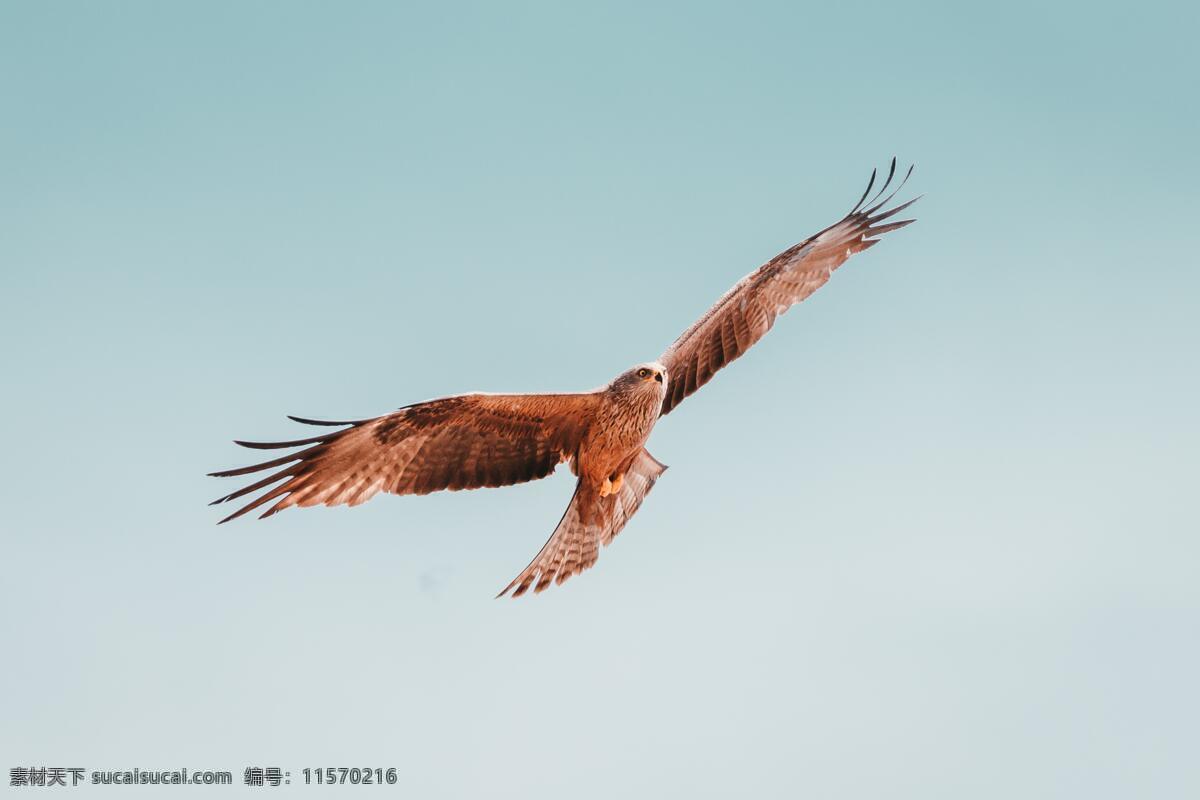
[209,160,918,597]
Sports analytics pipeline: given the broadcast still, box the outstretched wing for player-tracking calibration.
[659,159,919,416]
[209,392,599,523]
[498,448,668,598]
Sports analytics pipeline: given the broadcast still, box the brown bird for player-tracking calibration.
[209,160,918,597]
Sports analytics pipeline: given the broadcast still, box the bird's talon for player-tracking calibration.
[599,474,623,497]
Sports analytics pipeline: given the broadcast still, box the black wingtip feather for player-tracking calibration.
[216,485,289,524]
[234,433,334,450]
[208,462,302,507]
[865,164,916,216]
[850,167,877,214]
[287,415,363,427]
[208,443,326,479]
[865,218,916,238]
[864,157,898,209]
[867,194,922,227]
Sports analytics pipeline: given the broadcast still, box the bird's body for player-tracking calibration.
[210,161,919,596]
[577,362,666,490]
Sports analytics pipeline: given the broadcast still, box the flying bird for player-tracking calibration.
[209,160,919,597]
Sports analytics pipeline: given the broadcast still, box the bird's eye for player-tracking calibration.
[637,368,649,378]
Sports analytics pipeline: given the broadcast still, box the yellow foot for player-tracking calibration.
[599,474,624,497]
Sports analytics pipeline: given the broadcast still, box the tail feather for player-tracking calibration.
[497,448,668,598]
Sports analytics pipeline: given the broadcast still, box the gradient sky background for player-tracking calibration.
[2,1,1197,797]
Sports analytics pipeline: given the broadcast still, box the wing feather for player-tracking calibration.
[209,392,599,523]
[659,159,919,415]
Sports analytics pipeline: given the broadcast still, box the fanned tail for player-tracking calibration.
[498,449,668,598]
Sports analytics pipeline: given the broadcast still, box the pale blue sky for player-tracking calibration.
[2,1,1197,797]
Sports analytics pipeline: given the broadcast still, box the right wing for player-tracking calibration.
[498,448,668,598]
[208,392,599,523]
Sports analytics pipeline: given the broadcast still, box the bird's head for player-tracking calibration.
[611,362,668,395]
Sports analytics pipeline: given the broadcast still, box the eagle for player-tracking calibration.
[210,160,918,597]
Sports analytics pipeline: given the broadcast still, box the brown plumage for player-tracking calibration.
[660,159,917,415]
[209,159,919,596]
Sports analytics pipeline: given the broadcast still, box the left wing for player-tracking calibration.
[659,159,918,416]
